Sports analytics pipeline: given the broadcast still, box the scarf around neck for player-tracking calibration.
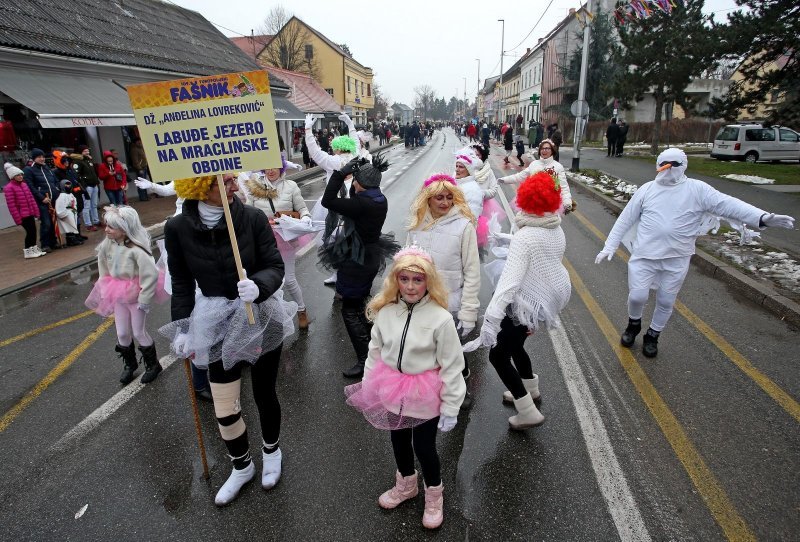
[514,212,561,230]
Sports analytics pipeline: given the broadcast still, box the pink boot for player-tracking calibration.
[378,471,418,509]
[422,483,444,529]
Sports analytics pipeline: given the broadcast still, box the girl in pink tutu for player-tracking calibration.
[85,206,163,385]
[345,247,465,529]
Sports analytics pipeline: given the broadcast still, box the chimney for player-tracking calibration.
[526,48,531,54]
[538,38,543,44]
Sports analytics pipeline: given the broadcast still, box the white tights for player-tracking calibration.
[114,302,153,346]
[281,250,305,311]
[627,288,680,332]
[626,256,691,332]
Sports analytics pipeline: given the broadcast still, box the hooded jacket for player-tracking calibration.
[96,152,126,191]
[23,162,61,204]
[70,153,100,187]
[164,197,285,321]
[4,176,39,224]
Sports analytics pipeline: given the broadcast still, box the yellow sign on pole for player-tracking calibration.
[127,70,281,181]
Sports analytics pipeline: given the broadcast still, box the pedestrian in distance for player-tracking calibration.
[320,154,399,378]
[3,162,45,259]
[344,246,466,529]
[71,145,101,230]
[161,173,297,506]
[53,151,88,241]
[606,118,620,157]
[550,124,563,161]
[515,136,526,167]
[54,179,82,246]
[464,172,572,429]
[616,120,629,157]
[85,205,164,385]
[97,151,126,206]
[240,158,314,329]
[499,139,574,214]
[527,121,537,150]
[595,148,795,357]
[22,148,60,252]
[503,124,514,164]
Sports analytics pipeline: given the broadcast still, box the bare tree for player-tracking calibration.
[368,82,390,119]
[257,6,319,80]
[414,85,437,120]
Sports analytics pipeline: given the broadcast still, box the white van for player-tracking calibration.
[711,124,800,163]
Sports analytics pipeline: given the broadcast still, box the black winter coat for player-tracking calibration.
[322,170,388,245]
[503,127,514,150]
[165,197,285,321]
[23,163,61,204]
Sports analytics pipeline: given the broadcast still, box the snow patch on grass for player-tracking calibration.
[721,174,776,184]
[711,232,799,296]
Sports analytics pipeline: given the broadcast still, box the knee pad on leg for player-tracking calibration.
[210,381,246,440]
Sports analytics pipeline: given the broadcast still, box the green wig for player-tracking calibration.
[330,135,357,155]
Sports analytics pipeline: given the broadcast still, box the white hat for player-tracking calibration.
[4,162,23,179]
[454,148,483,176]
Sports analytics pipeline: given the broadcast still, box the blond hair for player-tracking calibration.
[173,175,215,200]
[366,253,449,320]
[408,180,476,230]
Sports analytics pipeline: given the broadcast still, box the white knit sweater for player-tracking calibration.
[484,213,571,330]
[474,161,498,199]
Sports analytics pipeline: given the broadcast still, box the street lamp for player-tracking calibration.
[475,58,481,119]
[498,19,505,123]
[463,77,467,120]
[455,87,459,121]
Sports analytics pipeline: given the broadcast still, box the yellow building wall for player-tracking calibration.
[344,59,374,124]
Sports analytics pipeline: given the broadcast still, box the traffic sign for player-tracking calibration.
[570,99,590,117]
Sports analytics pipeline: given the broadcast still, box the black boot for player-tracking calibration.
[620,318,642,348]
[341,300,370,379]
[642,328,660,358]
[342,361,365,379]
[139,343,162,383]
[116,342,138,384]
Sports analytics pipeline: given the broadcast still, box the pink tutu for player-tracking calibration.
[476,215,489,247]
[85,274,169,316]
[273,227,315,257]
[345,361,442,430]
[84,276,140,316]
[478,198,507,247]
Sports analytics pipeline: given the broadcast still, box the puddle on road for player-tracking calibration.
[0,263,100,316]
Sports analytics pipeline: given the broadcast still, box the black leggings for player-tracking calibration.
[208,344,282,462]
[390,416,441,486]
[21,216,37,248]
[488,316,533,400]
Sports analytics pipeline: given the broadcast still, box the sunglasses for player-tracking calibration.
[658,161,682,168]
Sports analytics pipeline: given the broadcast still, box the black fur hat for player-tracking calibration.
[354,153,389,188]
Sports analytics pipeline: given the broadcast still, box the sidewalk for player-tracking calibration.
[0,137,394,297]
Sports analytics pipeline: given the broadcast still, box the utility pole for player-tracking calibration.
[463,77,467,120]
[475,58,481,120]
[498,19,505,124]
[571,0,592,172]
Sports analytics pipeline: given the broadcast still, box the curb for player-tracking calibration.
[568,175,800,328]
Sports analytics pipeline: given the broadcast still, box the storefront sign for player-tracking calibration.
[127,71,281,181]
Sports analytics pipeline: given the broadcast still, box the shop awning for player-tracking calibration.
[271,96,305,121]
[0,69,135,129]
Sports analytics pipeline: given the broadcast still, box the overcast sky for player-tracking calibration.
[169,0,740,107]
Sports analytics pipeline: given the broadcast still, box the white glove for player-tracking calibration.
[761,213,794,229]
[300,215,313,225]
[173,332,191,358]
[437,415,457,432]
[595,248,614,264]
[337,113,352,124]
[304,114,314,131]
[457,321,475,337]
[137,303,150,313]
[237,270,259,303]
[134,177,153,190]
[462,316,502,352]
[286,161,303,171]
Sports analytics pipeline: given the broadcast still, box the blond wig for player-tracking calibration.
[173,175,215,200]
[408,178,476,230]
[366,250,449,321]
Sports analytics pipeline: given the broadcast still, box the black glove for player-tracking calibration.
[339,157,363,177]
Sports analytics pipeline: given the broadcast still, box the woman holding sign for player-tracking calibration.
[161,174,297,506]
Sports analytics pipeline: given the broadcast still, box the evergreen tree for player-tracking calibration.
[612,0,718,153]
[712,0,799,125]
[554,8,623,121]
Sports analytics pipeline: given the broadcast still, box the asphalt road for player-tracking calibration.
[0,130,797,541]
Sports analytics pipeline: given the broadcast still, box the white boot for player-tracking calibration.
[503,374,540,404]
[262,448,282,490]
[323,272,337,285]
[509,393,545,430]
[214,462,255,506]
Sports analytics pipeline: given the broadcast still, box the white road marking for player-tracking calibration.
[51,354,180,452]
[548,318,652,542]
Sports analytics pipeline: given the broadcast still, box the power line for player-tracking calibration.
[161,0,251,37]
[505,0,557,53]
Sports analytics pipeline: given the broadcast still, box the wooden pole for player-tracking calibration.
[183,358,209,480]
[217,174,255,325]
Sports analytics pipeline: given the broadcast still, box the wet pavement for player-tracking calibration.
[0,130,798,541]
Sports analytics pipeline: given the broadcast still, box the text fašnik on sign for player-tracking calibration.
[127,71,281,181]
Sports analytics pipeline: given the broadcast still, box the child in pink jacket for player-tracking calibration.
[4,162,44,259]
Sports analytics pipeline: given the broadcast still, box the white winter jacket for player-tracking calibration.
[455,174,484,219]
[603,177,765,260]
[242,175,310,219]
[55,192,78,234]
[97,241,159,305]
[503,157,573,210]
[365,295,466,417]
[304,130,355,183]
[407,208,480,324]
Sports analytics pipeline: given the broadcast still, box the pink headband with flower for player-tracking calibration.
[393,245,433,262]
[423,173,456,187]
[455,154,473,165]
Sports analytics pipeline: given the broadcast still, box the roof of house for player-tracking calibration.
[230,34,273,60]
[265,66,341,114]
[0,0,286,86]
[391,103,413,112]
[285,16,371,70]
[481,75,501,94]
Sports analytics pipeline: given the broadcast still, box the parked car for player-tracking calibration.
[711,124,800,163]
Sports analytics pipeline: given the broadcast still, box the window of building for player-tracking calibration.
[305,44,313,60]
[361,81,365,95]
[367,84,371,96]
[325,88,334,96]
[347,76,351,92]
[280,46,288,66]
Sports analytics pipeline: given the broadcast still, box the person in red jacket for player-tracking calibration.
[466,122,477,142]
[96,151,126,205]
[4,162,45,259]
